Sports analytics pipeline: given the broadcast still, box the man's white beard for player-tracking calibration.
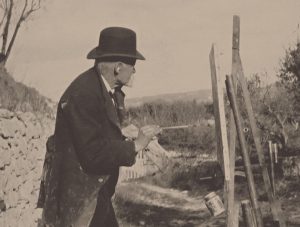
[125,75,134,87]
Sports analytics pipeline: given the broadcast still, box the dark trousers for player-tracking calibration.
[89,186,119,227]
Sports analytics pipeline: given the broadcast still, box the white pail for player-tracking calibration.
[204,192,225,216]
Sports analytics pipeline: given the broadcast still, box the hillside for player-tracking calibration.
[0,67,55,117]
[126,89,212,107]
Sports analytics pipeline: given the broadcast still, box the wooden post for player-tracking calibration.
[241,200,256,227]
[209,44,232,224]
[269,141,276,196]
[161,125,193,130]
[225,75,264,227]
[236,55,286,226]
[274,143,278,164]
[226,15,240,227]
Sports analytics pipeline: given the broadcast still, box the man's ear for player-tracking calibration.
[114,62,122,75]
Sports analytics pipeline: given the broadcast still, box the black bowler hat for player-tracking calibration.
[87,27,145,60]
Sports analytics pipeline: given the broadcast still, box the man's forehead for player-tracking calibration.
[98,56,136,66]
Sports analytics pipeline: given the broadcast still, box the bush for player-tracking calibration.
[158,125,215,153]
[128,100,215,153]
[146,160,223,193]
[128,100,212,126]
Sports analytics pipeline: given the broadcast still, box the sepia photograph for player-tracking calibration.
[0,0,300,226]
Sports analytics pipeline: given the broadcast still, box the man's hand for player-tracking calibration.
[122,124,139,139]
[134,125,161,152]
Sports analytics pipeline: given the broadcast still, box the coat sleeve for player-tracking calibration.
[62,91,137,175]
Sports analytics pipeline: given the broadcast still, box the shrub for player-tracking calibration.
[128,100,215,153]
[158,125,215,153]
[146,160,223,193]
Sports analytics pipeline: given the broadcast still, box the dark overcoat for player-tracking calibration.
[43,67,136,226]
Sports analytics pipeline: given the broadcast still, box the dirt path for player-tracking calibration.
[114,180,300,227]
[114,182,225,227]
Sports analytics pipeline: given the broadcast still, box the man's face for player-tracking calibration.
[115,62,136,88]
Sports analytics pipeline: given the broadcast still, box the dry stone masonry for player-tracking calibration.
[0,109,54,227]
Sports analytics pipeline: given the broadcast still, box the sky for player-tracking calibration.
[7,0,300,101]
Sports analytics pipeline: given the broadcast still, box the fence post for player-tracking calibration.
[241,200,256,227]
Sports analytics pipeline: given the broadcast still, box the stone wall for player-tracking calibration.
[0,109,54,227]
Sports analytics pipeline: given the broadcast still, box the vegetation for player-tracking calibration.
[240,42,300,153]
[237,75,294,151]
[127,100,215,153]
[278,43,300,113]
[0,67,54,116]
[126,47,300,191]
[128,100,213,127]
[127,100,220,192]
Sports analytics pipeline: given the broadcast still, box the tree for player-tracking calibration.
[0,0,43,66]
[247,74,298,150]
[278,43,300,113]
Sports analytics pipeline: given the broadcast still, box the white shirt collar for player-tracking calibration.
[101,75,114,94]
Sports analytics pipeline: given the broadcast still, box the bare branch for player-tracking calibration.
[22,0,40,20]
[1,0,13,53]
[282,116,287,125]
[292,120,299,130]
[0,0,43,64]
[4,0,27,60]
[0,6,7,30]
[0,0,9,10]
[21,0,28,20]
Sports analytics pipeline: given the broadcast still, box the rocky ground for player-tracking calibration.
[0,109,54,227]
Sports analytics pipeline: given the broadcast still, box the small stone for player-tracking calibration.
[0,109,14,119]
[139,220,146,226]
[5,190,18,208]
[0,150,10,168]
[0,137,10,150]
[0,117,23,138]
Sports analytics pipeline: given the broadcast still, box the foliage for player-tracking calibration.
[128,100,213,127]
[244,73,299,151]
[127,100,220,193]
[158,126,215,153]
[144,159,223,193]
[127,100,215,153]
[278,43,300,113]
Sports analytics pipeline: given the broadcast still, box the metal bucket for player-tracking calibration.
[204,192,225,216]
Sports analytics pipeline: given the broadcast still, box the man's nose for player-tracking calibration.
[132,67,136,74]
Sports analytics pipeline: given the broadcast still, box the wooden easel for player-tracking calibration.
[210,15,286,227]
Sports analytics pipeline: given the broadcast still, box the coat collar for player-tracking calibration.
[92,67,121,130]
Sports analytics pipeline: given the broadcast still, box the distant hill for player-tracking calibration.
[125,89,212,107]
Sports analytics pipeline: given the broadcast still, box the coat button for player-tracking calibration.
[98,178,104,183]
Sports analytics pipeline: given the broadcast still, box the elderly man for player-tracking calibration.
[42,27,160,227]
